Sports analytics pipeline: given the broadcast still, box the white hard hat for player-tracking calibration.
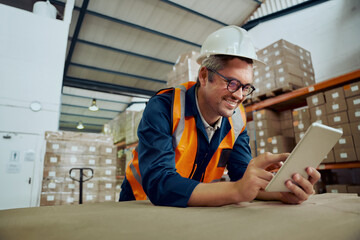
[196,25,264,65]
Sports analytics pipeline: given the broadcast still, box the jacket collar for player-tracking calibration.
[184,84,231,142]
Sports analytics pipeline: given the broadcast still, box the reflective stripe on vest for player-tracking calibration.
[125,82,247,200]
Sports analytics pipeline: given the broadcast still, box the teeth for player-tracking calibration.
[225,99,237,106]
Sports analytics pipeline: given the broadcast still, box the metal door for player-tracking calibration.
[0,132,40,210]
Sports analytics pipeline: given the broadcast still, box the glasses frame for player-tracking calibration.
[207,68,255,96]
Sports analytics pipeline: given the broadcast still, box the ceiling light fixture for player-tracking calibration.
[89,98,99,111]
[77,121,84,130]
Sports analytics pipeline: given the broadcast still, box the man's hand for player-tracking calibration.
[279,167,321,204]
[234,152,289,202]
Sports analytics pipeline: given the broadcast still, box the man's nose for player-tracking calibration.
[232,87,244,101]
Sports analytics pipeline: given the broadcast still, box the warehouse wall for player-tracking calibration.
[0,3,72,208]
[249,0,360,83]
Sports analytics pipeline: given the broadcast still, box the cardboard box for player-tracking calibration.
[274,63,304,79]
[353,134,360,148]
[65,142,88,155]
[280,119,293,130]
[40,192,62,206]
[343,81,360,98]
[324,87,345,102]
[83,180,99,192]
[350,122,360,135]
[347,108,360,122]
[302,76,316,87]
[292,107,310,121]
[44,153,64,167]
[83,192,99,204]
[256,138,267,149]
[256,128,282,139]
[334,148,358,162]
[332,123,351,136]
[99,145,116,156]
[41,178,63,193]
[322,149,335,164]
[334,136,354,150]
[282,128,295,138]
[99,191,116,202]
[255,119,282,131]
[254,109,279,121]
[61,192,79,205]
[62,180,79,193]
[99,156,117,167]
[275,72,303,88]
[279,110,292,121]
[257,147,266,155]
[309,104,327,119]
[327,111,349,126]
[326,185,348,193]
[295,131,306,144]
[325,99,347,114]
[271,39,298,51]
[306,92,325,108]
[265,135,295,154]
[293,119,311,132]
[310,116,329,125]
[346,95,360,109]
[46,140,66,154]
[43,166,68,179]
[82,155,100,167]
[99,180,116,192]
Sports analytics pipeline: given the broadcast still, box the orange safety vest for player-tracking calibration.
[125,82,247,200]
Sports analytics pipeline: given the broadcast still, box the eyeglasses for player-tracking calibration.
[207,68,256,96]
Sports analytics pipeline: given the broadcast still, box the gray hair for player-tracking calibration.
[197,55,253,83]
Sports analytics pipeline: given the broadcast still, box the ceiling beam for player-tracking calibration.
[63,0,89,75]
[51,0,201,48]
[62,93,130,105]
[63,76,157,97]
[60,112,114,121]
[61,103,122,113]
[69,62,167,84]
[72,38,175,65]
[60,120,104,127]
[242,0,329,30]
[160,0,227,26]
[59,126,102,133]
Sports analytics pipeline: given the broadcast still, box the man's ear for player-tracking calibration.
[198,66,208,87]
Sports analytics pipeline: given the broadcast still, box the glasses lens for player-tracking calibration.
[228,80,239,92]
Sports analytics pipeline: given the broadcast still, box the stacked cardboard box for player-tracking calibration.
[253,39,315,99]
[41,131,117,206]
[304,81,360,163]
[292,106,311,143]
[106,110,143,145]
[125,110,143,145]
[106,112,126,144]
[252,109,294,155]
[326,184,360,195]
[166,51,200,87]
[280,110,294,138]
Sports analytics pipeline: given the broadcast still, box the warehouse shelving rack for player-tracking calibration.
[245,69,360,170]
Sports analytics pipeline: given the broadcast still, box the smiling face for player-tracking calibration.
[197,57,253,125]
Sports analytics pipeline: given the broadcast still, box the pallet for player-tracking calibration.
[251,83,301,103]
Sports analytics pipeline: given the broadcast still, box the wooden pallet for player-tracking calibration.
[251,83,301,102]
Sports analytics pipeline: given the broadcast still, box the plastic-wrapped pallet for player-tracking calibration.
[41,131,117,206]
[166,51,200,87]
[252,39,315,100]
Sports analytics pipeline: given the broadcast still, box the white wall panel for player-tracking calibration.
[249,0,360,82]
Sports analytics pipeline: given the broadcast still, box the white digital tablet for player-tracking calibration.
[265,122,343,192]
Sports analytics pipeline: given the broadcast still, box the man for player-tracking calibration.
[120,25,320,207]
